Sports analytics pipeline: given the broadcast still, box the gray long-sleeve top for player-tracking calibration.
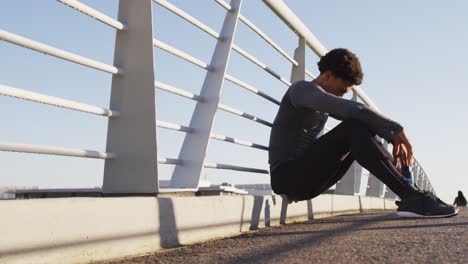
[268,80,403,168]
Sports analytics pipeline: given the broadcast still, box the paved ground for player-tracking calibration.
[106,208,467,264]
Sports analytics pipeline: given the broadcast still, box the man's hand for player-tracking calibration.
[392,129,413,169]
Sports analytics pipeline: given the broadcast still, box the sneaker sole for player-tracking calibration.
[397,208,459,218]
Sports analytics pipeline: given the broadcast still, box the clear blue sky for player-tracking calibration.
[1,0,466,203]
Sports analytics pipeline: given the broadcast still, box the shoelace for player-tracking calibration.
[422,190,438,200]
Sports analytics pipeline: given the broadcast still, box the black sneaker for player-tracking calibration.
[397,190,458,218]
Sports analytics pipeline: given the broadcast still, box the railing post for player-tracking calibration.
[417,168,424,188]
[412,163,419,185]
[335,91,365,195]
[290,36,305,83]
[366,138,388,197]
[103,0,158,194]
[366,174,381,197]
[169,0,243,188]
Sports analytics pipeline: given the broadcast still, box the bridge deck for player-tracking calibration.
[105,209,467,264]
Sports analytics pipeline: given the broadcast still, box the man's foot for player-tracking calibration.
[397,190,458,218]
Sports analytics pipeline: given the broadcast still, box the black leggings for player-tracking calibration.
[270,118,416,201]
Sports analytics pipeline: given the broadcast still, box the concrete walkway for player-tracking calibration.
[104,208,467,264]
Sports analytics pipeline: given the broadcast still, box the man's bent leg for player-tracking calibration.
[344,119,417,199]
[291,118,416,200]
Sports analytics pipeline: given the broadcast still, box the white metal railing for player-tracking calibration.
[0,142,114,159]
[0,30,122,75]
[153,39,213,71]
[0,1,130,190]
[0,84,118,117]
[153,0,293,86]
[57,0,127,30]
[0,0,434,195]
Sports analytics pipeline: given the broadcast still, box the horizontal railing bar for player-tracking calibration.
[0,84,118,117]
[238,15,298,66]
[213,0,298,66]
[153,0,220,39]
[214,0,232,11]
[210,133,269,151]
[224,74,280,105]
[218,103,273,127]
[305,70,317,79]
[156,120,193,133]
[158,158,183,165]
[261,0,327,57]
[57,0,127,30]
[153,0,380,111]
[153,39,212,71]
[152,0,291,88]
[0,142,114,159]
[154,82,272,127]
[155,81,203,102]
[155,119,268,150]
[351,86,380,111]
[0,30,122,75]
[231,44,291,86]
[158,157,269,174]
[204,161,269,174]
[260,1,380,110]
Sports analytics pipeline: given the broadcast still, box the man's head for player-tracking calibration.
[315,48,363,97]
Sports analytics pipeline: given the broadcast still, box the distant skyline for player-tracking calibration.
[1,0,467,203]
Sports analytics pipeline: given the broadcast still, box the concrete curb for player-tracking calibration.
[0,194,396,264]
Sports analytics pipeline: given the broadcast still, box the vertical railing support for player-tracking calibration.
[169,0,243,188]
[366,138,387,197]
[335,91,367,195]
[103,0,158,193]
[290,37,305,83]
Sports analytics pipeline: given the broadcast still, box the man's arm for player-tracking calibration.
[291,82,413,166]
[290,81,403,143]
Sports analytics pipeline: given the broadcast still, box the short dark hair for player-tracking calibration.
[317,48,364,85]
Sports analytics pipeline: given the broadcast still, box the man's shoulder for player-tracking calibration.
[290,80,320,95]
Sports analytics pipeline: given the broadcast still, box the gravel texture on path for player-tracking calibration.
[104,208,467,264]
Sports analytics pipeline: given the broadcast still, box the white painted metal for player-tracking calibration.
[153,39,212,71]
[261,0,381,111]
[57,0,127,30]
[0,30,122,75]
[238,15,298,66]
[153,0,220,39]
[151,1,292,88]
[214,0,232,11]
[156,120,268,151]
[158,158,182,165]
[218,103,273,127]
[224,74,280,105]
[155,81,203,101]
[305,70,316,79]
[103,0,158,194]
[156,120,193,133]
[366,139,388,197]
[170,0,242,189]
[203,162,268,174]
[216,1,308,67]
[210,133,269,151]
[155,81,273,127]
[0,84,118,117]
[0,142,113,159]
[261,0,327,56]
[231,44,291,86]
[290,37,305,83]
